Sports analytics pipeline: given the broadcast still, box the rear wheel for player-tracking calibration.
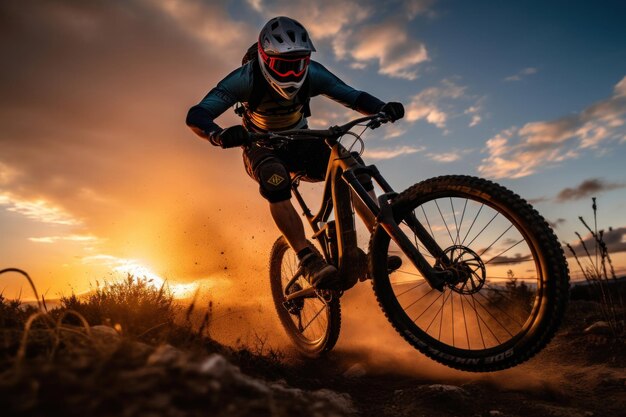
[269,237,341,356]
[369,175,569,371]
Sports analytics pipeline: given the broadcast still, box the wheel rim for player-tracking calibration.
[386,194,544,353]
[279,246,331,346]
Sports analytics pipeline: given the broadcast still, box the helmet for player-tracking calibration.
[257,17,316,100]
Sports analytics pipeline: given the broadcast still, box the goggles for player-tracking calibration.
[259,45,310,79]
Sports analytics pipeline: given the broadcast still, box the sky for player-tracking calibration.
[1,0,625,300]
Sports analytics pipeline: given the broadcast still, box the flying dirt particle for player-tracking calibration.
[220,251,224,255]
[224,266,228,270]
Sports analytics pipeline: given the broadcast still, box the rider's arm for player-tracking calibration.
[186,64,254,147]
[308,61,385,115]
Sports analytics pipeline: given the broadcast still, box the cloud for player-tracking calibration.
[504,67,538,82]
[555,178,626,202]
[548,218,566,229]
[248,1,434,80]
[364,145,424,160]
[405,0,437,19]
[247,0,372,41]
[0,193,82,226]
[478,75,626,179]
[405,79,469,129]
[567,227,626,256]
[336,20,429,80]
[383,125,408,140]
[29,234,99,244]
[425,149,472,163]
[464,105,483,127]
[0,0,273,295]
[153,0,254,61]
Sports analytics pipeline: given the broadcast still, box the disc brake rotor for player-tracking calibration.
[437,245,487,295]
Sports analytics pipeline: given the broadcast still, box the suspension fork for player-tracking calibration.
[343,165,450,291]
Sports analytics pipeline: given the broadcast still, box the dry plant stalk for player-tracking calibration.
[566,198,624,337]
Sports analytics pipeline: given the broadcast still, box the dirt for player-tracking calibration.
[1,300,625,417]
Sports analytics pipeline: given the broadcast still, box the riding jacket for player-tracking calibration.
[186,60,385,145]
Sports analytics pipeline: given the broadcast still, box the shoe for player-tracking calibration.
[387,255,402,272]
[299,252,339,289]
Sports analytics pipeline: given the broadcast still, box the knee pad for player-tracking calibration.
[351,152,374,191]
[255,159,292,202]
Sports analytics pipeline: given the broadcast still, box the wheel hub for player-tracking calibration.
[437,245,486,295]
[283,282,305,315]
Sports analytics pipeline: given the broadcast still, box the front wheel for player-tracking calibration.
[369,175,569,372]
[269,237,341,357]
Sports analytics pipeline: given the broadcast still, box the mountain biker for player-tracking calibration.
[186,16,404,289]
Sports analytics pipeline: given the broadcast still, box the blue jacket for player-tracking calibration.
[186,60,385,146]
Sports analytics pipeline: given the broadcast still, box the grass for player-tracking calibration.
[59,274,176,337]
[565,198,625,338]
[0,270,286,372]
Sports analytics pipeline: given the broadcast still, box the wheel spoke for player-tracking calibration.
[466,211,499,248]
[478,223,514,258]
[394,280,428,298]
[469,294,501,345]
[403,287,436,311]
[412,291,443,323]
[471,295,515,338]
[460,295,471,349]
[435,199,455,245]
[456,199,468,247]
[476,290,525,328]
[301,303,326,333]
[451,291,455,346]
[483,239,525,265]
[450,198,460,246]
[461,203,484,246]
[420,206,436,240]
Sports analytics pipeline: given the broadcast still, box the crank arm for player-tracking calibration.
[284,286,317,301]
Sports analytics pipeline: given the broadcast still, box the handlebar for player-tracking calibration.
[249,112,391,143]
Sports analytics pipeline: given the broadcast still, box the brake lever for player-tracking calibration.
[367,120,382,129]
[366,113,391,129]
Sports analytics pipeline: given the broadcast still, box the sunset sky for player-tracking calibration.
[1,0,625,300]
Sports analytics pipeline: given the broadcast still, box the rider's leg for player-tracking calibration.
[243,147,338,288]
[269,199,337,287]
[269,199,308,253]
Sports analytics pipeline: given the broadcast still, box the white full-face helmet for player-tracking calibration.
[257,17,316,100]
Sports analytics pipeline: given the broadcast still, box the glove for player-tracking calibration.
[218,125,250,148]
[380,102,405,122]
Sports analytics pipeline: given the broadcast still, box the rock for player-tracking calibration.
[90,325,122,353]
[583,321,611,335]
[388,384,472,417]
[311,389,354,414]
[532,404,594,417]
[91,325,120,338]
[489,411,503,416]
[146,344,184,367]
[427,384,469,394]
[198,354,231,378]
[343,363,367,378]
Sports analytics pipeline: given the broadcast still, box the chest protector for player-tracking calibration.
[235,43,311,132]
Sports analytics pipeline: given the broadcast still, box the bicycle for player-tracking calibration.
[251,113,569,372]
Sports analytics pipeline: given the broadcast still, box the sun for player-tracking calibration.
[112,260,198,299]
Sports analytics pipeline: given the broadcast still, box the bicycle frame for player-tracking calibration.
[284,137,451,301]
